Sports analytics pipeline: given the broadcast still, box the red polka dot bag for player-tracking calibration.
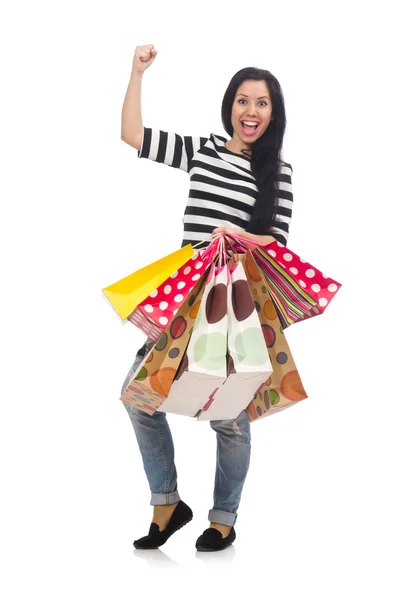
[127,251,209,342]
[224,234,342,329]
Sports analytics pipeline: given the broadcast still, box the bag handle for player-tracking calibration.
[192,231,268,264]
[192,235,214,250]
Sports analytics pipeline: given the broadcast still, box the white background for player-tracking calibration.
[1,0,396,598]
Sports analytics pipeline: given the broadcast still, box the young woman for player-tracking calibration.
[120,44,294,552]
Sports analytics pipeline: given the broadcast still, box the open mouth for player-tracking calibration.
[240,121,260,135]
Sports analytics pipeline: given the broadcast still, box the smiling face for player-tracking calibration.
[228,79,273,152]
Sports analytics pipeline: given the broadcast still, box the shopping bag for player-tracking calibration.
[120,270,208,415]
[102,244,195,321]
[252,241,342,328]
[196,257,273,421]
[127,251,209,342]
[157,260,229,417]
[223,234,342,329]
[240,251,308,423]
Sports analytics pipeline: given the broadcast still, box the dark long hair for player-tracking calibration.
[221,67,290,235]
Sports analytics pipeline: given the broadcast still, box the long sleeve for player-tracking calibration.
[265,163,293,245]
[137,126,209,173]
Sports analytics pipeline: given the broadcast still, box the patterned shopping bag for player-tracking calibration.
[127,251,209,342]
[196,258,273,421]
[157,261,229,417]
[224,234,342,329]
[120,272,208,415]
[252,241,342,328]
[240,251,308,423]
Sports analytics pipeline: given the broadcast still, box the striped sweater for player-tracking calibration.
[137,127,293,248]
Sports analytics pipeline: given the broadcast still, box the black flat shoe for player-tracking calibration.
[195,526,236,552]
[133,500,193,549]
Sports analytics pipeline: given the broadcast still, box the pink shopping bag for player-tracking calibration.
[127,240,221,341]
[222,234,343,329]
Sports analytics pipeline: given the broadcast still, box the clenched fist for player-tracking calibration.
[132,44,158,75]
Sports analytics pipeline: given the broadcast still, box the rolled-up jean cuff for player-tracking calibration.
[208,509,238,527]
[150,491,181,505]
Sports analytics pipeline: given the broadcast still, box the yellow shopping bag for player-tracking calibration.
[102,244,194,320]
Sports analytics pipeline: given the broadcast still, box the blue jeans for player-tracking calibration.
[120,339,252,527]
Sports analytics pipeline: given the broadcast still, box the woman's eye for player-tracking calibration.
[238,99,267,106]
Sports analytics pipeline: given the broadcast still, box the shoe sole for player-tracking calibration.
[196,542,233,552]
[133,514,193,549]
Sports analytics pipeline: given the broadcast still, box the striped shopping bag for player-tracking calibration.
[221,234,343,329]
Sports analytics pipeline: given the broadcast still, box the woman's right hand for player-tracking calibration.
[132,45,158,75]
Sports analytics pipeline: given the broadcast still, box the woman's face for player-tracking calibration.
[230,79,273,145]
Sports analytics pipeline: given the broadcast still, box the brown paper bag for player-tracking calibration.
[120,271,208,415]
[240,252,308,423]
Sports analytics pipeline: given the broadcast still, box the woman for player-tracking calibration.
[120,44,294,552]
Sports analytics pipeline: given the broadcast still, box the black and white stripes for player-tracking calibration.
[137,127,293,247]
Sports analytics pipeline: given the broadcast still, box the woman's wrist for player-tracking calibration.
[130,69,144,80]
[229,228,276,247]
[211,226,276,249]
[239,231,276,246]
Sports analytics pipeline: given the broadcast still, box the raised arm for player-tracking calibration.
[121,44,158,149]
[121,45,208,171]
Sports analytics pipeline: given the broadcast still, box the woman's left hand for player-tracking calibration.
[211,225,244,237]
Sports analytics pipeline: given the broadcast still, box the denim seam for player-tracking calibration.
[215,433,220,499]
[154,419,171,495]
